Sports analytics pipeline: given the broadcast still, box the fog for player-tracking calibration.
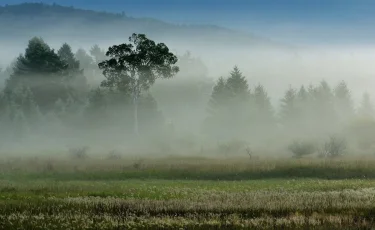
[1,24,375,159]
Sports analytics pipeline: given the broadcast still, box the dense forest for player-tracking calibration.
[1,33,375,157]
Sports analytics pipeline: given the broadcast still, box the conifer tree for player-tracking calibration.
[253,84,274,123]
[6,37,70,112]
[207,77,229,115]
[58,43,80,71]
[226,66,250,100]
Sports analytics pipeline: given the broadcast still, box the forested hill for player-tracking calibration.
[0,3,283,48]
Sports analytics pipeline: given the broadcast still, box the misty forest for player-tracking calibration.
[4,3,375,230]
[1,34,374,157]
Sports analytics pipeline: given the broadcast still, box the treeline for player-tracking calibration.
[0,35,374,154]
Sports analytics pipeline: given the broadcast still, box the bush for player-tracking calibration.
[288,140,316,158]
[217,140,248,155]
[319,136,347,158]
[69,146,89,159]
[107,150,121,160]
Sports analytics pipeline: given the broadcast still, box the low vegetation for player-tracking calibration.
[0,154,375,229]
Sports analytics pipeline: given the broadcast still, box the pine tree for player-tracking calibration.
[6,37,70,112]
[312,80,338,132]
[297,85,308,104]
[207,77,230,115]
[204,67,251,140]
[226,66,250,100]
[253,84,274,122]
[10,37,67,79]
[334,81,354,122]
[58,43,80,70]
[358,92,374,118]
[279,86,297,127]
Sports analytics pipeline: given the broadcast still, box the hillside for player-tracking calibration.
[0,3,284,49]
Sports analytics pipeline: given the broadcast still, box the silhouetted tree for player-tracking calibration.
[98,33,179,136]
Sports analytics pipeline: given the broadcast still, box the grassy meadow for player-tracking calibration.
[1,154,375,229]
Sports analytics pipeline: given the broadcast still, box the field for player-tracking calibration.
[1,155,375,229]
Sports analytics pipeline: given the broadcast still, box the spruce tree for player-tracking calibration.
[58,43,80,71]
[226,66,250,100]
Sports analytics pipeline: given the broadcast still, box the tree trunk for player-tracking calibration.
[133,85,139,136]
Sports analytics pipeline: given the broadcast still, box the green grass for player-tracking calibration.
[2,156,375,229]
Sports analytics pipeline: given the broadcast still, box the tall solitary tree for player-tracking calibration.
[98,33,179,136]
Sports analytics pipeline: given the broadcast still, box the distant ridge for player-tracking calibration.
[0,3,288,49]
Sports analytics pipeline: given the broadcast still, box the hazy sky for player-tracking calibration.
[2,0,375,44]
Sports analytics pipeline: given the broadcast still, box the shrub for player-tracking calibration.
[68,146,89,159]
[288,140,316,158]
[217,140,248,155]
[319,136,347,158]
[107,150,122,160]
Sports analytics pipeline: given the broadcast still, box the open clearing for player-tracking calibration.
[1,156,375,229]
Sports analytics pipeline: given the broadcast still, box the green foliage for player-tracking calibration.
[98,33,179,135]
[98,33,179,93]
[5,37,73,112]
